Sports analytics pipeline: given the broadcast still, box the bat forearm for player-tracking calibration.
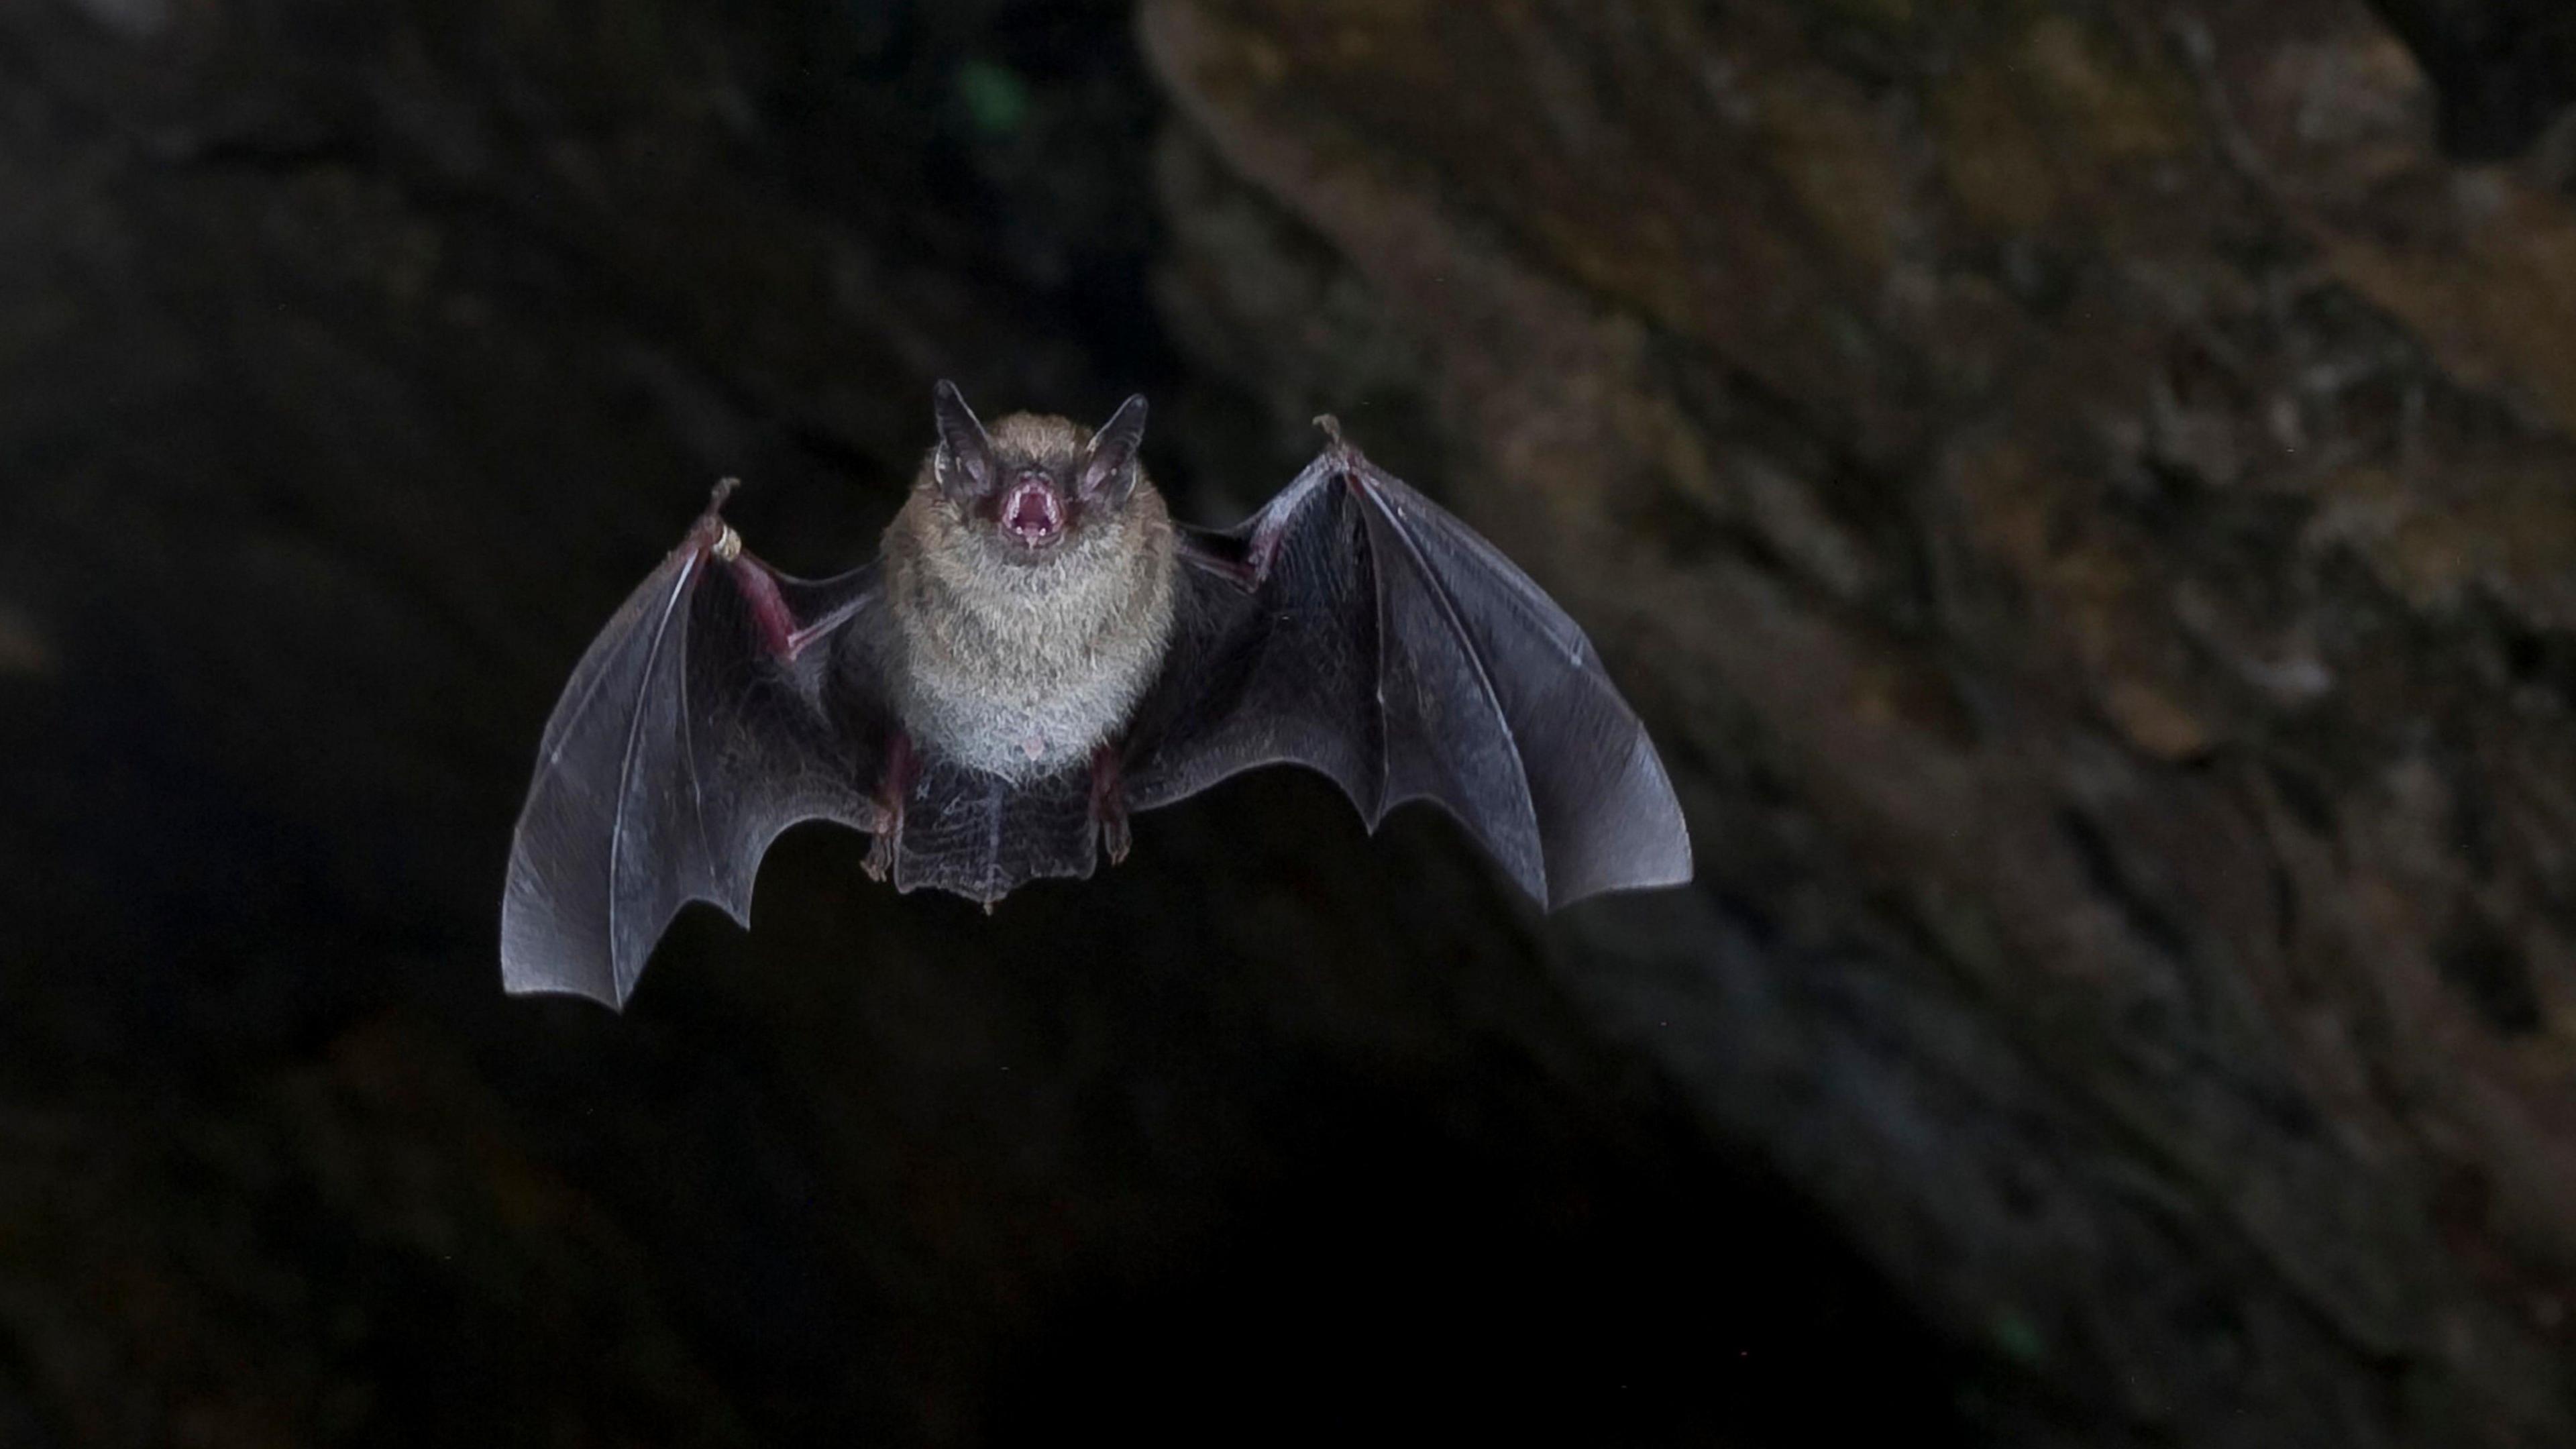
[718,542,811,661]
[1182,442,1348,590]
[1249,445,1341,580]
[691,480,825,663]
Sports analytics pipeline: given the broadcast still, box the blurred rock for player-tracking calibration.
[1143,0,2576,1444]
[2365,0,2576,158]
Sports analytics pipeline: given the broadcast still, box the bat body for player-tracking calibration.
[502,384,1691,1007]
[880,408,1178,784]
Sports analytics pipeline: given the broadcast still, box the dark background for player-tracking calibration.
[4,0,2575,1444]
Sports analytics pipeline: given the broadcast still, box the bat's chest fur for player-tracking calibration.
[886,489,1177,782]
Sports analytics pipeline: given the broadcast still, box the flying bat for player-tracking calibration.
[502,383,1691,1007]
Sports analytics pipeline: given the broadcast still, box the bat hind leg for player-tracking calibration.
[1089,744,1132,866]
[862,729,919,883]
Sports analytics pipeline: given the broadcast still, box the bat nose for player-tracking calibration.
[1002,477,1065,544]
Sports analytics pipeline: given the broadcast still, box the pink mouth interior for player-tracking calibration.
[1004,480,1064,540]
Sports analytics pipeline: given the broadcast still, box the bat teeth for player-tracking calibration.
[1002,478,1066,542]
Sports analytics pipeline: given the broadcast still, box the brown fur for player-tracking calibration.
[881,412,1178,781]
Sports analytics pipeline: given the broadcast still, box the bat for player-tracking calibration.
[502,382,1692,1007]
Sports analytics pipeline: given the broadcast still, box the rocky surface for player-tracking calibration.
[2,0,2573,1444]
[1140,0,2576,1443]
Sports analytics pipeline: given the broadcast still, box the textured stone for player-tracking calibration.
[1144,1,2576,1443]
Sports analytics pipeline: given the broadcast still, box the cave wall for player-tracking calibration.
[1141,1,2576,1444]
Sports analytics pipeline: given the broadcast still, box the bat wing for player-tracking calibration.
[1126,435,1692,908]
[501,509,886,1008]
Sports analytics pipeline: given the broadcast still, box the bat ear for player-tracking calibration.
[1079,393,1148,502]
[931,379,996,500]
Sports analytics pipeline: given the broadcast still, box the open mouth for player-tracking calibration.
[1001,477,1066,547]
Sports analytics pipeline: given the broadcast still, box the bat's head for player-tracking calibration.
[927,380,1149,565]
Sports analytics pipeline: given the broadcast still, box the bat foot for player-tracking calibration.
[862,729,918,884]
[1088,745,1132,867]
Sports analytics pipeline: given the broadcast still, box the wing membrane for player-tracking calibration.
[1130,447,1690,908]
[501,524,882,1008]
